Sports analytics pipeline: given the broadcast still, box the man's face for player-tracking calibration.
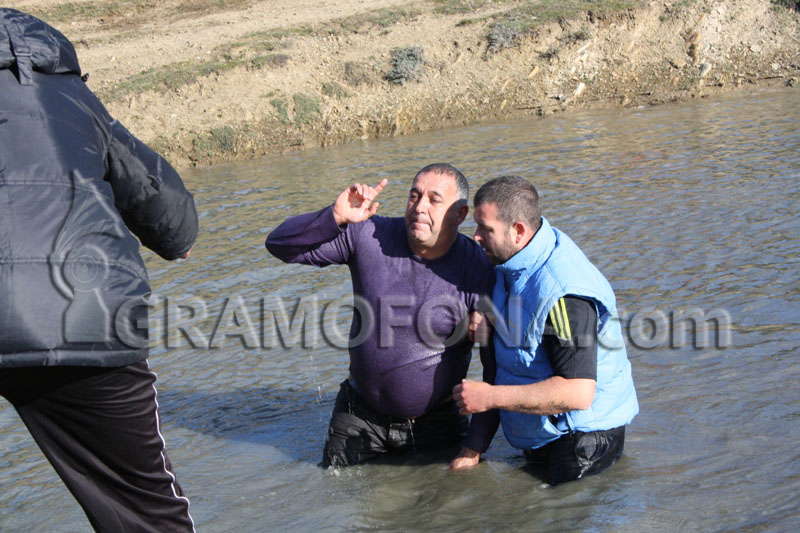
[473,202,517,265]
[404,171,463,250]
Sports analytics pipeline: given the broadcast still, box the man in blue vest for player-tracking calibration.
[453,175,638,485]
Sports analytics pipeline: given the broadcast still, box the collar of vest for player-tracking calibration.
[496,216,556,292]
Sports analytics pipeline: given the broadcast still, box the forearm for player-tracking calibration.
[265,205,345,264]
[490,377,595,415]
[106,121,198,260]
[461,343,500,452]
[479,342,496,384]
[462,408,500,453]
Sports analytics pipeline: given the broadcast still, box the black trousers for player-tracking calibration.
[0,361,194,532]
[524,425,626,485]
[322,379,468,468]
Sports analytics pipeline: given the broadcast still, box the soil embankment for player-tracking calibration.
[11,0,800,168]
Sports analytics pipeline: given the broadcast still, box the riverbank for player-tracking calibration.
[14,0,800,168]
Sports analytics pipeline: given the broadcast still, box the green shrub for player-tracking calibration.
[771,0,799,10]
[487,18,522,52]
[385,46,425,85]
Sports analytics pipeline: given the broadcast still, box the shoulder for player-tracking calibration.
[547,296,597,321]
[350,215,403,239]
[346,215,407,254]
[456,232,490,263]
[453,233,494,291]
[370,215,403,231]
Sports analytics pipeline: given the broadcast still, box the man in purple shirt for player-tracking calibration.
[266,164,498,470]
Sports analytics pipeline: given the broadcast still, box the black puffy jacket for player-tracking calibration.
[0,9,198,367]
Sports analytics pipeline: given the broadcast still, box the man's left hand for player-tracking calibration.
[467,311,491,345]
[449,447,480,471]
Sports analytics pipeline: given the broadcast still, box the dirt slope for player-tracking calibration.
[9,0,800,168]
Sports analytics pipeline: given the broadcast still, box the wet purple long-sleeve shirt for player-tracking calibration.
[266,205,499,452]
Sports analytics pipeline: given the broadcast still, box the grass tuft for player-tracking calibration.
[249,54,291,70]
[192,126,236,155]
[321,81,350,99]
[270,97,291,125]
[102,59,228,99]
[486,1,636,53]
[324,7,421,35]
[771,0,800,11]
[344,61,376,86]
[431,0,490,15]
[292,93,321,125]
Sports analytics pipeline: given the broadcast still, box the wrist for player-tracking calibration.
[487,385,501,411]
[331,206,345,226]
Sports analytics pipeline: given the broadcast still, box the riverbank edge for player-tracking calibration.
[90,1,800,169]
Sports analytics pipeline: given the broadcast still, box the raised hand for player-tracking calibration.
[332,178,388,226]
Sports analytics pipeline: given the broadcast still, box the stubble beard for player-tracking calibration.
[484,240,517,265]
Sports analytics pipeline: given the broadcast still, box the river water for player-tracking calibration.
[1,88,799,531]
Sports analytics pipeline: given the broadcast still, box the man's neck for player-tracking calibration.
[408,233,457,261]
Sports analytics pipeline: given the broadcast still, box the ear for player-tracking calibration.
[455,203,469,225]
[511,221,527,244]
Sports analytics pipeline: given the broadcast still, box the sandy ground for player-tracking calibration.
[8,0,800,168]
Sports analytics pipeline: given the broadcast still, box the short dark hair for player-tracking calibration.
[414,163,469,203]
[474,175,541,231]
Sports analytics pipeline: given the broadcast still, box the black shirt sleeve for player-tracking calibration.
[541,296,598,380]
[462,340,500,453]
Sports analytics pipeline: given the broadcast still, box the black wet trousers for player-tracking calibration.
[0,361,195,532]
[524,425,626,485]
[322,379,468,468]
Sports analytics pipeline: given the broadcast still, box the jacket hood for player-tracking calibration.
[0,8,80,82]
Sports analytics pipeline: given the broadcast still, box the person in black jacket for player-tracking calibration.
[0,9,198,531]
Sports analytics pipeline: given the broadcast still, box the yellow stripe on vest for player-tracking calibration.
[548,298,571,341]
[559,297,572,340]
[548,307,562,339]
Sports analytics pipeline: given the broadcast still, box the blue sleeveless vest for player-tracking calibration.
[492,217,638,450]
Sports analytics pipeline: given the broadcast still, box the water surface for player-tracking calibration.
[1,88,799,531]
